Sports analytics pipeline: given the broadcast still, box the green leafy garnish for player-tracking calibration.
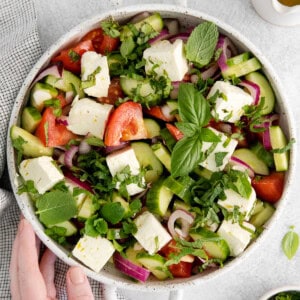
[282,226,299,260]
[44,99,62,117]
[101,202,125,225]
[36,190,77,226]
[45,226,67,244]
[84,215,108,237]
[101,19,120,38]
[17,180,38,196]
[84,136,104,147]
[186,21,219,67]
[81,66,101,89]
[12,136,27,164]
[272,138,295,154]
[68,49,80,62]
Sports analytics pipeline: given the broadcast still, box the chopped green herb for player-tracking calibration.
[68,49,80,62]
[101,19,120,38]
[12,136,27,164]
[84,215,108,237]
[101,202,125,225]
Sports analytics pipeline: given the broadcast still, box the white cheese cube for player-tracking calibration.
[72,235,115,272]
[106,147,145,196]
[19,156,64,194]
[218,187,256,221]
[133,211,172,255]
[217,219,255,257]
[207,81,254,123]
[67,98,113,139]
[143,39,188,81]
[81,51,110,98]
[199,127,238,172]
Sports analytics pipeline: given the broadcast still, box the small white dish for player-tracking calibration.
[251,0,300,26]
[260,285,300,299]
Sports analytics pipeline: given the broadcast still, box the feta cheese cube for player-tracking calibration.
[106,147,145,196]
[72,235,115,272]
[217,219,255,257]
[143,39,188,81]
[19,156,64,194]
[133,211,172,255]
[199,127,238,172]
[67,98,113,139]
[81,51,110,98]
[207,81,254,123]
[218,187,256,220]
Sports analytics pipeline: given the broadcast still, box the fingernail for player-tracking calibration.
[69,267,85,284]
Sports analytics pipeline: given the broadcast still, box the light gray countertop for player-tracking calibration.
[34,0,300,299]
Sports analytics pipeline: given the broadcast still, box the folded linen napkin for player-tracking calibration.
[0,0,125,298]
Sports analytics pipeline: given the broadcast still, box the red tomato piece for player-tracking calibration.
[51,40,94,74]
[35,107,77,147]
[252,172,285,203]
[166,123,184,141]
[144,106,173,122]
[97,78,124,105]
[56,93,68,108]
[104,101,147,147]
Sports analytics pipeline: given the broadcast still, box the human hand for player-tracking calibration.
[10,218,95,300]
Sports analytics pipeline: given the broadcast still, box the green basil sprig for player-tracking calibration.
[282,226,299,260]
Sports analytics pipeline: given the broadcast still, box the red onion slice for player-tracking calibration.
[130,12,151,24]
[239,80,261,105]
[229,156,255,178]
[167,209,194,238]
[64,145,79,168]
[104,142,129,154]
[201,63,219,80]
[216,36,238,72]
[148,28,170,45]
[30,63,63,87]
[168,32,190,43]
[56,115,69,126]
[78,138,92,154]
[64,170,94,193]
[65,91,75,104]
[113,252,150,283]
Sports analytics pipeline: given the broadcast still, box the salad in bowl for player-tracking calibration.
[7,5,294,287]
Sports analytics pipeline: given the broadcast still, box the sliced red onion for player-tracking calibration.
[65,91,75,104]
[148,28,170,45]
[113,252,150,283]
[201,63,219,80]
[64,170,94,193]
[168,32,190,43]
[130,12,151,24]
[78,139,92,154]
[239,80,260,105]
[229,156,255,178]
[164,18,180,35]
[170,87,179,100]
[216,36,238,72]
[64,145,79,168]
[104,142,129,154]
[31,62,63,87]
[56,115,69,126]
[262,127,272,150]
[167,209,195,238]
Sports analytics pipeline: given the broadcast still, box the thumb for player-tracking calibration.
[66,266,94,300]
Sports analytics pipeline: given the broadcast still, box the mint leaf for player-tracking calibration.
[171,135,203,177]
[101,202,125,224]
[215,152,228,167]
[45,226,67,244]
[186,21,219,67]
[36,190,77,226]
[84,216,108,237]
[282,227,299,260]
[178,83,211,127]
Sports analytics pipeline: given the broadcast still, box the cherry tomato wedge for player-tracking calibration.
[35,108,77,147]
[144,106,173,122]
[82,28,119,55]
[97,78,124,105]
[252,172,285,203]
[51,40,94,74]
[166,123,184,141]
[104,101,147,147]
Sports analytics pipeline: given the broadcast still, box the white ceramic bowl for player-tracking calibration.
[259,285,300,300]
[7,3,296,293]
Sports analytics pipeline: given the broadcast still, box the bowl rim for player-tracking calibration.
[6,3,297,292]
[259,285,300,300]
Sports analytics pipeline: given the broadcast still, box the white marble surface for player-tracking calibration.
[34,0,300,299]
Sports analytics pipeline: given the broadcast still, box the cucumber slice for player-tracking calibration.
[21,106,42,133]
[189,227,230,261]
[77,195,96,219]
[151,142,171,172]
[250,201,275,227]
[136,252,169,280]
[193,166,213,180]
[131,142,163,183]
[164,175,195,204]
[250,199,265,216]
[10,125,53,157]
[222,57,261,78]
[173,199,192,212]
[269,125,289,171]
[166,100,179,114]
[30,82,58,111]
[144,118,161,138]
[146,177,173,216]
[245,71,275,115]
[107,53,126,75]
[232,148,269,175]
[226,52,250,67]
[48,220,77,236]
[125,246,143,266]
[112,192,130,217]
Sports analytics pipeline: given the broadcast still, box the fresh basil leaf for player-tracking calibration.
[171,135,203,177]
[101,202,125,224]
[176,122,198,137]
[282,228,299,260]
[215,152,228,168]
[228,169,252,199]
[36,190,77,226]
[201,128,221,143]
[178,83,211,127]
[186,21,219,67]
